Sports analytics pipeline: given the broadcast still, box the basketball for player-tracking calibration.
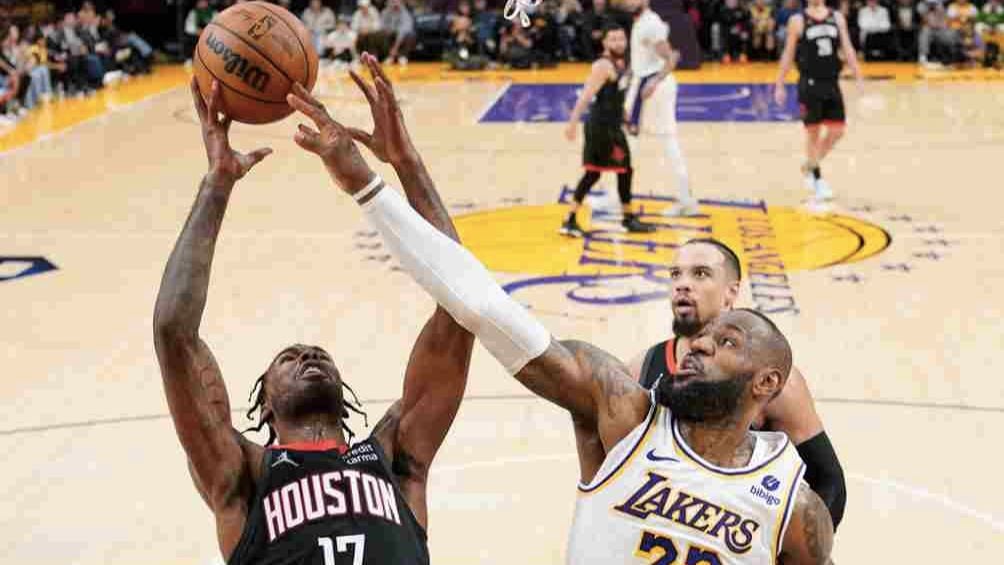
[192,1,319,124]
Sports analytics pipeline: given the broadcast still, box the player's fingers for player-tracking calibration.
[364,53,395,94]
[207,80,222,123]
[190,78,208,121]
[291,82,327,111]
[373,74,395,110]
[349,68,378,107]
[287,91,327,126]
[247,147,273,165]
[294,127,322,153]
[347,127,375,149]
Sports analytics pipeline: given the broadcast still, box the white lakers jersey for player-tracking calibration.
[630,9,670,77]
[566,399,806,564]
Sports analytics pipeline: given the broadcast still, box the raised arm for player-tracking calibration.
[780,482,835,565]
[286,65,651,456]
[342,55,476,527]
[153,79,271,554]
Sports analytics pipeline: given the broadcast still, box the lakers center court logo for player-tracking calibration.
[351,185,958,317]
[440,187,890,316]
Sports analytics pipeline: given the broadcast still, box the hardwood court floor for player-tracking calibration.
[2,62,1002,564]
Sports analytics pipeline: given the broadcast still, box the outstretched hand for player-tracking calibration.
[191,78,272,185]
[286,82,375,195]
[347,52,418,166]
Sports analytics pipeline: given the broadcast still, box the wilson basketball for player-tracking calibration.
[193,1,319,124]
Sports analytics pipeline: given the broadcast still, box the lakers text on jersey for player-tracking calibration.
[566,400,806,564]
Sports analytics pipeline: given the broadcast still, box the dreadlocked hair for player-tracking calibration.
[243,372,369,447]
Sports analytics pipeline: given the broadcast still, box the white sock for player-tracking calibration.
[664,135,692,202]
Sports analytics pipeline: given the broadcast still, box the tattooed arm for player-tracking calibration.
[516,339,652,450]
[779,482,835,565]
[153,79,270,558]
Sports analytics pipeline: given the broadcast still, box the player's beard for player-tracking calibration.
[276,380,345,423]
[655,372,751,423]
[673,315,703,337]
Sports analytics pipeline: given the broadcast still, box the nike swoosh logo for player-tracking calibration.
[646,449,679,463]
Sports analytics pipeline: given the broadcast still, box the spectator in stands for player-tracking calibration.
[303,0,337,52]
[77,6,115,83]
[581,0,615,60]
[946,0,979,32]
[976,0,1003,67]
[499,20,534,67]
[919,1,962,65]
[52,12,102,92]
[859,0,895,60]
[450,0,476,54]
[28,23,68,96]
[184,0,216,61]
[719,0,751,63]
[976,0,1004,35]
[749,0,775,60]
[1,27,27,118]
[9,25,53,110]
[472,0,500,57]
[43,15,88,96]
[555,0,584,60]
[380,0,416,65]
[104,10,152,74]
[775,0,800,52]
[324,17,357,67]
[352,0,383,59]
[893,0,921,61]
[529,0,560,64]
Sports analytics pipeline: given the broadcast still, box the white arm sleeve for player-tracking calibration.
[360,181,551,375]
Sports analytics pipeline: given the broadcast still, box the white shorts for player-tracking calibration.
[626,72,678,137]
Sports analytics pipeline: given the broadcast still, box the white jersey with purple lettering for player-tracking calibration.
[565,397,806,564]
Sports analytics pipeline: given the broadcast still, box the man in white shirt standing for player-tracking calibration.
[302,0,337,53]
[623,0,698,217]
[858,0,894,59]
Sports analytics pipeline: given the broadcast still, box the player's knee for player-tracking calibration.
[828,125,846,141]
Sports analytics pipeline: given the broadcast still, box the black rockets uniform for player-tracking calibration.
[227,438,429,565]
[583,56,632,172]
[796,9,846,125]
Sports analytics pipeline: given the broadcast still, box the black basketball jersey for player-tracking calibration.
[227,439,429,565]
[587,57,630,127]
[639,337,678,389]
[796,10,842,80]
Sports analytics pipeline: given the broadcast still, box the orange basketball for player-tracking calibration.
[193,1,319,125]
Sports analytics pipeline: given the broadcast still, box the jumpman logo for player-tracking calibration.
[272,451,299,468]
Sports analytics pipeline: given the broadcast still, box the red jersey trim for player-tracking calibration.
[665,337,678,372]
[268,439,349,453]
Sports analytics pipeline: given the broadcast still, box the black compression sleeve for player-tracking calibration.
[796,431,847,530]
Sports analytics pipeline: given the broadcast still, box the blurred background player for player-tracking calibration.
[623,0,698,217]
[562,24,655,237]
[774,0,862,207]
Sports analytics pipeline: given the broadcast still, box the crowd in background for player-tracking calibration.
[3,0,1002,123]
[1,0,153,123]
